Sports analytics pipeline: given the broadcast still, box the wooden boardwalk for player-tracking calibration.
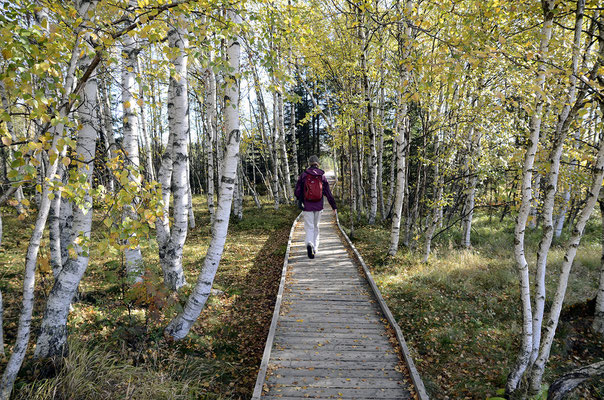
[253,192,426,399]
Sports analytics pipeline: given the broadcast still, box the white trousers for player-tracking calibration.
[303,211,322,252]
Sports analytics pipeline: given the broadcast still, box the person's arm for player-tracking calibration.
[294,173,304,200]
[323,177,337,211]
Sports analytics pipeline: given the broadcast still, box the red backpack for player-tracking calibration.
[304,175,323,202]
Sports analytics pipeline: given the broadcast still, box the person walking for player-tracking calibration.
[294,155,337,259]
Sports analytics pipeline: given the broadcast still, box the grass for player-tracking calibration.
[338,207,604,400]
[0,195,299,400]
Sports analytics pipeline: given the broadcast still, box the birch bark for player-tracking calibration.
[278,89,293,201]
[506,1,555,394]
[157,19,190,291]
[205,51,217,223]
[0,4,95,396]
[136,57,155,182]
[121,3,144,279]
[34,23,100,359]
[528,127,604,393]
[531,0,584,367]
[388,101,408,256]
[461,125,481,249]
[165,10,241,339]
[360,16,378,225]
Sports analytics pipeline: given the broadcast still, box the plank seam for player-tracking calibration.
[335,214,430,400]
[252,211,303,399]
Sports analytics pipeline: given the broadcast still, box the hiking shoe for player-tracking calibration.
[307,244,315,259]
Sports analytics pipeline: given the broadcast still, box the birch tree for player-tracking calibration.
[156,17,190,291]
[165,9,241,340]
[122,0,144,280]
[506,1,555,393]
[0,2,96,396]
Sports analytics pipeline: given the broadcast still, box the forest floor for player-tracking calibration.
[338,207,604,400]
[1,196,299,399]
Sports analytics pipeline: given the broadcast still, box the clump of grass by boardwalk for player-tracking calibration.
[338,208,604,400]
[0,197,298,400]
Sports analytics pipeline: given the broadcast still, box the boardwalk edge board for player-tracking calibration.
[252,211,303,400]
[335,214,430,400]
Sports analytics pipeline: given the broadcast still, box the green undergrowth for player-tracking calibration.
[338,206,604,400]
[1,196,299,400]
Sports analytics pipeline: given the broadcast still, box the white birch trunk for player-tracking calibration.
[272,91,280,209]
[136,57,155,182]
[528,126,604,393]
[388,101,408,256]
[205,54,217,223]
[554,188,571,238]
[0,28,88,400]
[423,132,443,263]
[290,100,299,176]
[0,81,25,215]
[594,199,604,335]
[165,10,241,340]
[49,166,65,277]
[34,30,100,359]
[361,20,378,225]
[59,195,73,265]
[506,1,555,394]
[0,6,90,391]
[121,3,144,280]
[157,20,190,291]
[462,127,481,249]
[278,90,293,202]
[100,71,117,193]
[531,0,584,367]
[377,99,385,220]
[187,157,196,229]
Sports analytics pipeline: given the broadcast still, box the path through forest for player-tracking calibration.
[254,183,415,399]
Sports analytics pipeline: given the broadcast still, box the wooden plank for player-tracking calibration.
[273,341,393,351]
[271,349,399,362]
[255,198,418,400]
[266,368,403,379]
[271,332,388,340]
[251,214,303,399]
[334,215,429,399]
[269,360,400,370]
[265,376,405,389]
[265,386,410,399]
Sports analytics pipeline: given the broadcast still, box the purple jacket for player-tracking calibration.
[294,168,337,212]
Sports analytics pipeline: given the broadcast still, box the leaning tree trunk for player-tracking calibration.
[593,199,604,335]
[165,10,241,340]
[33,34,100,360]
[506,1,554,395]
[547,361,604,400]
[0,6,89,393]
[528,122,604,393]
[121,1,144,280]
[531,0,585,370]
[554,188,571,238]
[156,20,190,291]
